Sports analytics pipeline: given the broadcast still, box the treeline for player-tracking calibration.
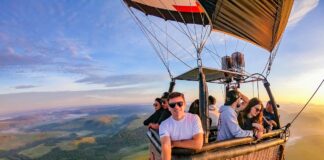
[35,123,148,160]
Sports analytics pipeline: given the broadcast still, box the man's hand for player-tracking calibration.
[148,123,159,130]
[171,133,203,150]
[269,120,277,127]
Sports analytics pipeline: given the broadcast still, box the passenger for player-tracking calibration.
[143,98,164,127]
[238,98,264,132]
[217,90,263,141]
[148,92,172,130]
[208,95,219,128]
[159,92,203,160]
[263,101,278,131]
[188,99,200,116]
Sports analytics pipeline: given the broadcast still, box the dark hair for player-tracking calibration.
[168,92,185,102]
[224,90,239,105]
[240,97,264,125]
[208,95,216,105]
[155,97,163,106]
[161,92,169,99]
[189,99,200,116]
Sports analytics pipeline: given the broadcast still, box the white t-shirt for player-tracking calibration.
[209,104,220,127]
[159,113,203,141]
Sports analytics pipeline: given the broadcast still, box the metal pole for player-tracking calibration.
[263,79,281,128]
[197,54,209,144]
[168,79,176,93]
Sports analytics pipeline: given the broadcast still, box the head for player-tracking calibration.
[266,101,274,113]
[168,92,186,120]
[208,95,216,105]
[224,90,240,106]
[153,98,163,110]
[161,92,170,109]
[189,99,200,116]
[242,97,264,124]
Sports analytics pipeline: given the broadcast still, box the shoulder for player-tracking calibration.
[185,113,199,119]
[160,117,172,127]
[185,113,202,125]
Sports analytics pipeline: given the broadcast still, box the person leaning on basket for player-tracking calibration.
[159,92,203,160]
[217,90,263,141]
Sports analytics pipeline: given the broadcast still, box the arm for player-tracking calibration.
[143,110,161,125]
[237,91,249,112]
[225,110,253,138]
[172,133,203,150]
[158,110,171,124]
[161,136,172,160]
[148,123,159,130]
[171,114,203,150]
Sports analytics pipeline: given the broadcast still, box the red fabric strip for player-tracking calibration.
[173,2,204,13]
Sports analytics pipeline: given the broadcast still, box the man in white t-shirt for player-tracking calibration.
[159,92,203,160]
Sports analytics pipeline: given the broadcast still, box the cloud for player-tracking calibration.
[76,74,167,87]
[55,36,93,61]
[14,85,38,89]
[288,0,319,27]
[0,85,161,114]
[0,31,98,75]
[0,47,48,66]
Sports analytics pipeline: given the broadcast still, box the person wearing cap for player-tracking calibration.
[263,101,278,131]
[217,90,263,141]
[159,92,203,160]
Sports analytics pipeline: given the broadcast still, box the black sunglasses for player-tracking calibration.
[255,107,262,113]
[169,102,184,108]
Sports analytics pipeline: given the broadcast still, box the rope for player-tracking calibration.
[132,13,173,78]
[129,6,194,69]
[284,79,324,129]
[205,47,222,68]
[257,79,260,98]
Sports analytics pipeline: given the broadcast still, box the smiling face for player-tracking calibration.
[168,96,186,120]
[250,104,262,117]
[161,99,169,109]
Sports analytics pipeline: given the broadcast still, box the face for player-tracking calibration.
[168,96,186,120]
[161,99,168,109]
[153,100,161,110]
[250,104,262,117]
[266,103,273,112]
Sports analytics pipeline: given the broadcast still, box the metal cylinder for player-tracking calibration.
[231,52,245,73]
[222,56,233,70]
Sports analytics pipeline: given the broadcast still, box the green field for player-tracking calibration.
[19,144,56,159]
[0,131,67,151]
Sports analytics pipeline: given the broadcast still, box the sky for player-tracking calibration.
[0,0,323,114]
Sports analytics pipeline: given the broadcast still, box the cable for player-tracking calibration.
[285,79,324,129]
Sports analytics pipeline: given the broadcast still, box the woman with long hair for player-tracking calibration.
[143,98,163,126]
[238,97,264,132]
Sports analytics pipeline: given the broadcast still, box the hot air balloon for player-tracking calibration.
[123,0,294,159]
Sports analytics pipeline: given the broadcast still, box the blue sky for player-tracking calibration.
[0,0,323,114]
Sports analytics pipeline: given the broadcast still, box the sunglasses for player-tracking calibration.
[169,102,184,108]
[254,107,262,113]
[153,103,158,107]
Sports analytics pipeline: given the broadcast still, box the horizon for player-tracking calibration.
[0,0,323,114]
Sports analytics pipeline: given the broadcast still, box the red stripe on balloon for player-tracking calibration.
[173,2,204,13]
